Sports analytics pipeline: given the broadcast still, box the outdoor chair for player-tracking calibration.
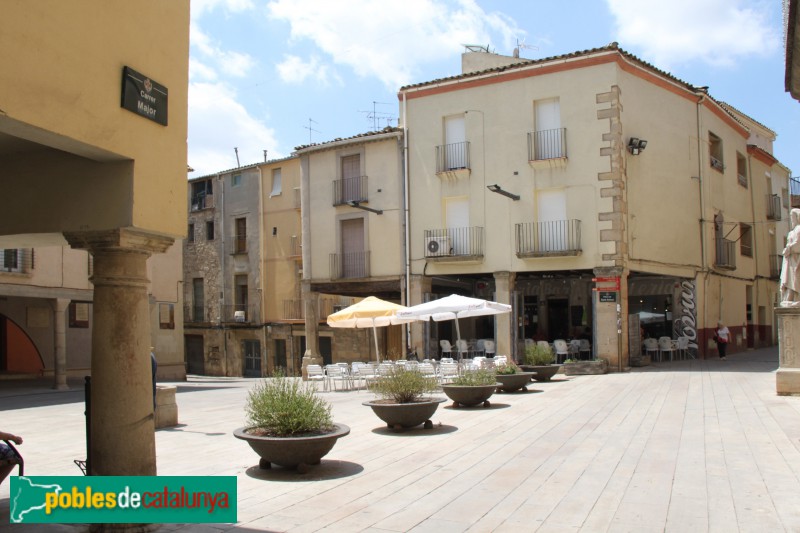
[325,364,349,391]
[676,336,691,360]
[553,339,570,363]
[307,364,326,390]
[418,362,436,379]
[440,357,455,364]
[658,337,677,362]
[578,339,591,359]
[440,340,453,358]
[455,339,469,358]
[536,340,552,353]
[483,340,496,357]
[439,362,459,384]
[643,338,660,362]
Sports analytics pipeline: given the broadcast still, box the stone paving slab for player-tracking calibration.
[1,347,799,532]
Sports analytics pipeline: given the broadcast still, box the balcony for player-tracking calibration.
[290,235,302,260]
[424,227,484,262]
[767,194,782,221]
[770,254,782,280]
[232,234,247,254]
[184,304,207,323]
[436,141,470,174]
[527,128,567,161]
[714,238,736,270]
[190,193,214,211]
[330,251,371,279]
[221,304,261,324]
[333,176,369,206]
[710,156,724,172]
[515,220,581,258]
[283,300,304,320]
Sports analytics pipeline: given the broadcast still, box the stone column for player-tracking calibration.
[593,266,627,371]
[493,271,515,359]
[776,306,800,395]
[65,229,173,476]
[408,275,431,356]
[301,281,322,379]
[52,298,70,390]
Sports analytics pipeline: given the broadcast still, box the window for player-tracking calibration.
[232,174,242,187]
[190,179,212,210]
[159,303,175,329]
[441,114,468,171]
[234,217,247,253]
[1,249,21,272]
[206,220,215,240]
[736,152,747,187]
[188,223,195,243]
[532,98,565,160]
[709,132,724,171]
[338,154,362,204]
[69,302,90,328]
[270,168,282,196]
[740,223,752,257]
[235,274,248,314]
[192,278,204,322]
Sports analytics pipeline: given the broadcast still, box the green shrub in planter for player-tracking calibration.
[495,361,519,375]
[451,368,497,386]
[245,373,333,437]
[525,344,555,366]
[371,365,438,403]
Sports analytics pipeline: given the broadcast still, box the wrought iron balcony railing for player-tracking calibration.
[527,128,567,161]
[435,141,470,173]
[423,227,484,260]
[283,300,304,320]
[770,254,782,280]
[333,175,369,206]
[767,194,782,221]
[221,304,261,324]
[330,251,371,279]
[714,238,736,270]
[515,220,581,257]
[184,304,207,323]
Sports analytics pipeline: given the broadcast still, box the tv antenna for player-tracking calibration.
[358,101,396,130]
[303,118,321,144]
[513,37,538,58]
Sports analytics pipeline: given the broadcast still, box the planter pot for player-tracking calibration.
[630,355,651,367]
[520,365,561,382]
[564,359,609,375]
[495,373,536,392]
[234,423,350,472]
[363,398,446,429]
[441,384,500,407]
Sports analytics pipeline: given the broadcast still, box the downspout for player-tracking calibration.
[218,173,227,375]
[257,165,267,373]
[402,91,411,351]
[696,94,709,357]
[746,151,758,345]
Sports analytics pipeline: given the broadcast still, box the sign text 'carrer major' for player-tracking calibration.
[121,66,168,126]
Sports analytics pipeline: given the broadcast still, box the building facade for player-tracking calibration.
[398,43,790,365]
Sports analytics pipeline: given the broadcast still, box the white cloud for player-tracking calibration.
[606,0,780,68]
[191,25,255,78]
[266,0,522,88]
[191,0,255,20]
[276,54,334,85]
[188,82,283,176]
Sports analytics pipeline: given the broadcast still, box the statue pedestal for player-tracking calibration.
[776,307,800,395]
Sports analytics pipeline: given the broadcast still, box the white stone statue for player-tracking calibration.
[781,208,800,306]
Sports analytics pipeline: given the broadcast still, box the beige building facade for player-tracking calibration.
[399,44,790,366]
[1,1,189,476]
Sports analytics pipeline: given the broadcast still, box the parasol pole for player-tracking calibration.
[372,320,381,363]
[454,317,463,361]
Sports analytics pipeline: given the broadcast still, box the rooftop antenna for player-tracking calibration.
[234,147,240,167]
[303,118,320,144]
[513,37,538,58]
[263,149,268,162]
[358,101,396,130]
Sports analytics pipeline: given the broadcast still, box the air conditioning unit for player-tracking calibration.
[233,310,246,322]
[425,236,452,256]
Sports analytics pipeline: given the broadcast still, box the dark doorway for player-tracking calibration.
[548,298,569,339]
[184,335,204,375]
[274,339,287,373]
[319,337,332,366]
[243,339,261,377]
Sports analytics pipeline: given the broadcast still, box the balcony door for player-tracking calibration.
[537,189,567,251]
[534,98,562,159]
[444,115,466,170]
[341,217,365,278]
[445,197,469,255]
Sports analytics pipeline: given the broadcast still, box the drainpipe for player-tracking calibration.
[219,173,227,375]
[746,151,758,345]
[402,91,411,350]
[696,94,709,356]
[257,165,267,373]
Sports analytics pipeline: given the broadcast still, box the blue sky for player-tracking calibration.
[188,0,798,178]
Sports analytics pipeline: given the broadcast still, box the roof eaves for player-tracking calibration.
[294,126,402,153]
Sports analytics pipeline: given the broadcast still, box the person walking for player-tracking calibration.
[715,321,730,360]
[0,430,23,486]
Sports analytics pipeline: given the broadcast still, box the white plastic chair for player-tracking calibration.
[578,339,591,359]
[439,362,459,384]
[553,339,570,363]
[658,337,676,362]
[643,338,660,362]
[325,364,349,391]
[483,340,496,358]
[455,339,469,358]
[569,340,581,359]
[440,340,453,358]
[307,364,326,390]
[676,336,690,360]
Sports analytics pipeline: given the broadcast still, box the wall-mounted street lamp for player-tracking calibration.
[628,137,648,155]
[348,201,383,215]
[487,184,520,201]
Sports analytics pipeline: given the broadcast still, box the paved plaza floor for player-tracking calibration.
[2,346,800,532]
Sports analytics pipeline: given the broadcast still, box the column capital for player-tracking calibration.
[493,271,515,282]
[64,228,174,255]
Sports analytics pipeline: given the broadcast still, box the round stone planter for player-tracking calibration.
[363,398,445,430]
[440,384,501,407]
[233,423,350,472]
[495,372,536,392]
[520,364,561,382]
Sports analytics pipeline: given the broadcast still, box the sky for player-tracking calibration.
[188,0,799,179]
